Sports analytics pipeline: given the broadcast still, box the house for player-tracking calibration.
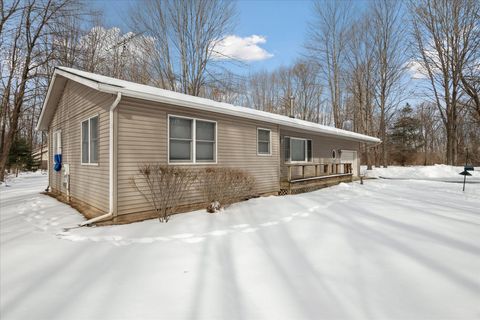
[36,67,380,224]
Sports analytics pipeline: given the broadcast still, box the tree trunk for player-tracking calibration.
[0,130,14,181]
[423,131,428,166]
[379,112,387,167]
[382,135,387,168]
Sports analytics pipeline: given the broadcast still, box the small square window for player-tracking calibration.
[257,128,271,155]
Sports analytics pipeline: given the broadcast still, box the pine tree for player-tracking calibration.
[389,104,424,165]
[7,138,35,175]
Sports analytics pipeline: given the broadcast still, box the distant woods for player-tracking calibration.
[0,0,86,181]
[1,0,479,181]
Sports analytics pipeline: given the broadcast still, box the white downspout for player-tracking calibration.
[80,92,122,226]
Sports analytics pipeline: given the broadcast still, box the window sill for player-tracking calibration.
[168,161,217,165]
[81,163,99,166]
[286,161,312,164]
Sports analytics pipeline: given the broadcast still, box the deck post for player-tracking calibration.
[288,165,292,182]
[301,165,305,179]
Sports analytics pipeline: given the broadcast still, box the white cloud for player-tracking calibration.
[406,60,428,80]
[212,35,274,62]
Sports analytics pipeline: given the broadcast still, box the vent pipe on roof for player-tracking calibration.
[289,95,295,118]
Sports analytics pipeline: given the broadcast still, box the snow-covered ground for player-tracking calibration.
[363,164,480,182]
[1,169,480,320]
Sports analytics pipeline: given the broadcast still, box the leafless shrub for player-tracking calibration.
[130,164,199,222]
[202,168,256,212]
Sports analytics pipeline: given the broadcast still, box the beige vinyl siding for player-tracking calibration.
[116,97,280,216]
[280,128,360,180]
[48,80,114,212]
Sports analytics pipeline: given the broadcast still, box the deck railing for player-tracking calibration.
[285,162,352,182]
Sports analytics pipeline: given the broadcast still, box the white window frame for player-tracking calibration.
[257,128,272,156]
[167,114,217,165]
[52,130,62,160]
[80,115,99,166]
[285,136,312,163]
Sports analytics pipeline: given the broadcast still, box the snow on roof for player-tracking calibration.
[37,66,381,144]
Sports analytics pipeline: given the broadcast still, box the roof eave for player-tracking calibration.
[36,68,120,131]
[37,66,381,144]
[116,87,381,144]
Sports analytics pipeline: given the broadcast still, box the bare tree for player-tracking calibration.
[344,16,377,169]
[0,0,79,181]
[76,26,155,83]
[459,16,480,123]
[290,60,324,121]
[130,0,236,96]
[248,70,281,114]
[418,102,444,165]
[0,0,21,42]
[243,60,325,123]
[306,0,351,128]
[202,70,249,105]
[460,71,480,123]
[371,0,408,167]
[410,0,480,165]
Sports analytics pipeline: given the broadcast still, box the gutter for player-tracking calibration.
[41,68,380,144]
[80,92,122,227]
[370,140,383,148]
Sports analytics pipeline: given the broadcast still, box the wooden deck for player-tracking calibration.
[280,163,353,195]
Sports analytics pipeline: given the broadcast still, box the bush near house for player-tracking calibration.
[130,164,199,222]
[130,165,256,222]
[202,167,256,213]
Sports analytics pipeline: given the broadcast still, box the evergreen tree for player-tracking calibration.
[389,104,424,165]
[7,138,35,173]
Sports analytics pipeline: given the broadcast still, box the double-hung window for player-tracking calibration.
[81,116,99,164]
[257,128,271,155]
[169,117,193,162]
[196,120,216,162]
[169,115,216,163]
[284,136,312,162]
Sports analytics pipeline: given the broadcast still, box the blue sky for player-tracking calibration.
[90,0,420,102]
[231,1,313,72]
[91,0,320,74]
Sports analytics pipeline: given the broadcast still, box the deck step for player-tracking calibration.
[290,173,352,183]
